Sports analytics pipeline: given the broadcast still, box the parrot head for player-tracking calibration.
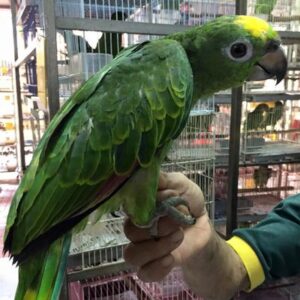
[170,15,287,99]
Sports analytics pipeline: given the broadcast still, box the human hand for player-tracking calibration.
[124,172,212,282]
[124,172,249,300]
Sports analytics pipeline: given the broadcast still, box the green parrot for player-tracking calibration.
[255,0,277,16]
[254,165,273,188]
[266,100,284,129]
[4,15,287,300]
[245,103,269,131]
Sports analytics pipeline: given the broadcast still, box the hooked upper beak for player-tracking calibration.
[247,43,287,84]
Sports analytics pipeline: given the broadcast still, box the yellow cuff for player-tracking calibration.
[227,236,265,292]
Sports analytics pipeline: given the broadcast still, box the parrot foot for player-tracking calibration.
[149,196,196,236]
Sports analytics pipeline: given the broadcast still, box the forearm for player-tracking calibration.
[233,193,300,280]
[181,216,249,300]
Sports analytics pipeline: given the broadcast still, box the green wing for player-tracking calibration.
[4,38,193,258]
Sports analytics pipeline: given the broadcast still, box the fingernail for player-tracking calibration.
[161,255,174,267]
[170,230,183,243]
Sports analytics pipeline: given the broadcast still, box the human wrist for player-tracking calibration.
[181,219,249,300]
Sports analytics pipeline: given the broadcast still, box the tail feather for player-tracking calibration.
[15,233,71,300]
[14,250,45,300]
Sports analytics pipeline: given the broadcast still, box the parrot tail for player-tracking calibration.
[14,233,71,300]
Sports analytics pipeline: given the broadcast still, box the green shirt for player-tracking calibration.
[233,193,300,280]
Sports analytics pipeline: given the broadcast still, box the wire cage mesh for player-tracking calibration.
[215,163,300,225]
[213,103,231,165]
[214,97,300,165]
[247,0,300,32]
[67,217,130,297]
[14,0,300,39]
[15,0,300,105]
[68,217,204,300]
[55,0,236,26]
[162,158,215,218]
[57,29,162,103]
[236,163,300,227]
[167,99,216,161]
[69,217,128,258]
[69,269,204,299]
[133,268,203,300]
[164,100,216,220]
[69,272,141,300]
[241,100,300,163]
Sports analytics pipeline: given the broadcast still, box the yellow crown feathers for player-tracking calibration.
[234,16,278,41]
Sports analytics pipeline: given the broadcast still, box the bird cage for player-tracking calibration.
[67,216,132,298]
[214,109,300,169]
[68,217,204,300]
[69,269,204,299]
[160,97,216,219]
[247,0,300,31]
[213,103,231,166]
[215,163,300,227]
[133,268,204,299]
[236,163,300,227]
[69,272,141,300]
[241,99,300,164]
[53,0,300,106]
[55,0,236,26]
[57,29,163,102]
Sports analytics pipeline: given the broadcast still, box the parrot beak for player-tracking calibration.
[247,43,287,84]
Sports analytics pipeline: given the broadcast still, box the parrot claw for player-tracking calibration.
[149,196,196,237]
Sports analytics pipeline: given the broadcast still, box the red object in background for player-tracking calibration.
[191,138,211,146]
[291,119,300,141]
[190,133,213,146]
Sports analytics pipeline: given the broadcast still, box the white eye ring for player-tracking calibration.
[224,39,253,63]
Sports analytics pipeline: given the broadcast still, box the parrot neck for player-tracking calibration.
[166,29,220,102]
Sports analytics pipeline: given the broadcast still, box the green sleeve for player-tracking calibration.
[233,193,300,280]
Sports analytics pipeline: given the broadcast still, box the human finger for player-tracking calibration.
[124,217,180,243]
[137,254,175,282]
[157,189,178,202]
[158,172,187,191]
[124,229,183,267]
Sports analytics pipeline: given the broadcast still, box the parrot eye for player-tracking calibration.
[224,39,253,62]
[231,43,247,58]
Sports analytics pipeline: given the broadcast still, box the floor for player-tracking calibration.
[0,258,18,300]
[0,183,18,300]
[0,183,17,256]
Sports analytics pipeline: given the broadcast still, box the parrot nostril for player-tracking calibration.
[266,40,280,52]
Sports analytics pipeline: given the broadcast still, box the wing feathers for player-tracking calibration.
[138,120,158,167]
[5,39,194,258]
[60,129,89,186]
[78,142,101,184]
[112,114,131,144]
[114,129,141,175]
[88,150,113,185]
